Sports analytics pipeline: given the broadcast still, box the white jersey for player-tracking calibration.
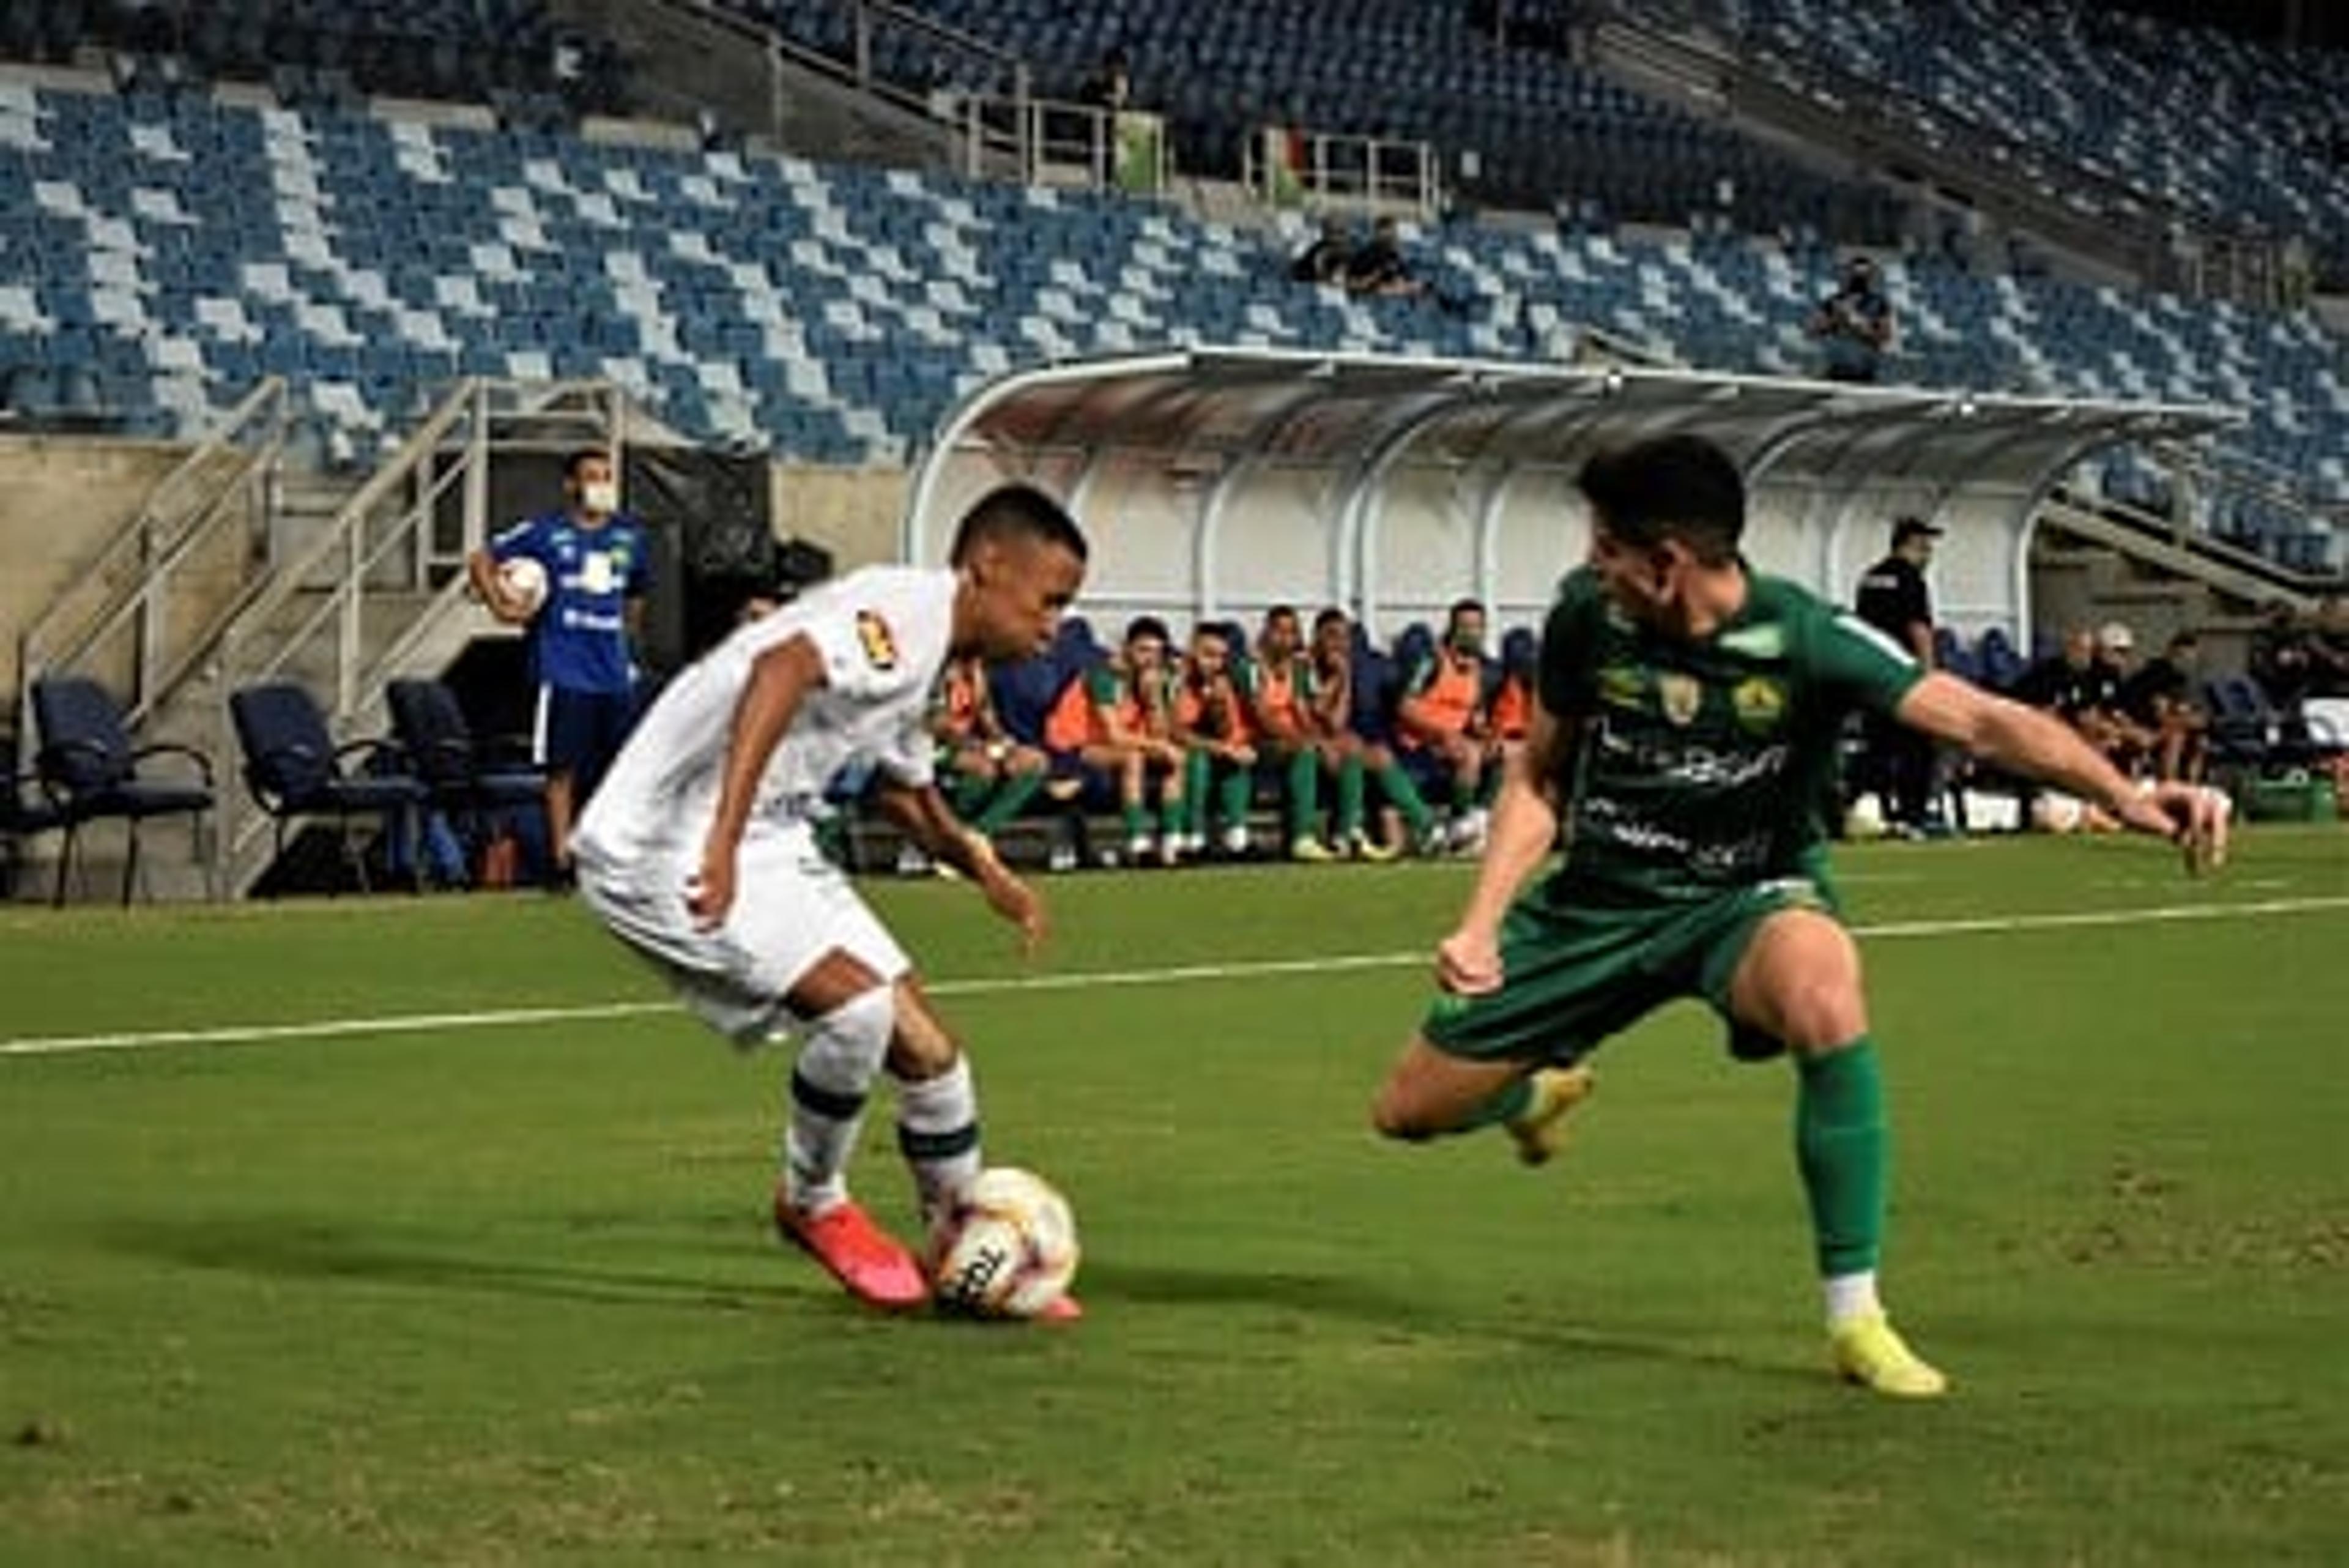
[574,564,955,867]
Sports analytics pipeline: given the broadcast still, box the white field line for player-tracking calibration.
[5,893,2348,1061]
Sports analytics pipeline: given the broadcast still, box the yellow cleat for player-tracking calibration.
[1349,831,1403,863]
[1290,836,1340,863]
[1830,1312,1950,1398]
[1504,1065,1597,1167]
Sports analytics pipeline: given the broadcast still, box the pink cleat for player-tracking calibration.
[774,1195,930,1310]
[1035,1293,1085,1323]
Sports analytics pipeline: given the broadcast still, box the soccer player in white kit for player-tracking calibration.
[572,485,1088,1314]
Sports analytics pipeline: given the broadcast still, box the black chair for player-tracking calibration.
[1,731,64,901]
[30,675,215,907]
[229,682,428,896]
[384,678,546,870]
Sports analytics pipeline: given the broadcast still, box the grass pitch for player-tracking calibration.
[2,827,2345,1564]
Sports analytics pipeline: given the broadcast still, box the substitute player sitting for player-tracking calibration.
[573,485,1088,1315]
[930,652,1050,849]
[1368,434,2224,1396]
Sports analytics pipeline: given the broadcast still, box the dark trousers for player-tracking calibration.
[1863,714,1936,827]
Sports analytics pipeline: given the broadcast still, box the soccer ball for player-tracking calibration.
[495,555,549,616]
[929,1167,1080,1319]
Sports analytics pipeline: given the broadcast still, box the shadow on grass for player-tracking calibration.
[1075,1260,1813,1387]
[98,1219,1813,1385]
[97,1215,790,1316]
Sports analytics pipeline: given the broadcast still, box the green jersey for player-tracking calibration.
[1538,566,1923,904]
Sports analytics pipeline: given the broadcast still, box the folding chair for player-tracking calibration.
[384,678,546,878]
[31,675,215,907]
[229,682,428,896]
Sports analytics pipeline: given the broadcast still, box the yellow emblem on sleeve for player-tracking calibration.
[855,609,899,671]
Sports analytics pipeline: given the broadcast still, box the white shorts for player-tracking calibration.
[577,822,909,1046]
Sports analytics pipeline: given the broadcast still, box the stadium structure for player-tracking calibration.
[1,0,2343,899]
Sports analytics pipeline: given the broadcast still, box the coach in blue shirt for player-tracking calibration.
[467,447,651,883]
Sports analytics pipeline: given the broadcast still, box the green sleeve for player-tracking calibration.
[1085,666,1121,705]
[1805,601,1926,717]
[1536,569,1604,719]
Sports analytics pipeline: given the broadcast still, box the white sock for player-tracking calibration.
[781,988,892,1214]
[893,1055,981,1228]
[1823,1270,1882,1329]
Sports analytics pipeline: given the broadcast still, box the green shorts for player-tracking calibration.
[1420,873,1838,1068]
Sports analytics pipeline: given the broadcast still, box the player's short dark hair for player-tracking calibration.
[1446,597,1485,626]
[563,447,610,482]
[1577,434,1746,566]
[1312,606,1349,634]
[1125,614,1170,645]
[1264,603,1299,626]
[948,483,1090,567]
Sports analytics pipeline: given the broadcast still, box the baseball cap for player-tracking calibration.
[2097,620,2135,652]
[1891,516,1942,546]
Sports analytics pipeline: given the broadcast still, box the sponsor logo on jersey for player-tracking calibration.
[856,609,899,671]
[1657,672,1702,726]
[1598,664,1646,710]
[1731,675,1787,734]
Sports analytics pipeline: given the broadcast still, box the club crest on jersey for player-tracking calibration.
[1598,664,1646,710]
[1657,672,1702,726]
[1732,675,1787,734]
[855,609,899,671]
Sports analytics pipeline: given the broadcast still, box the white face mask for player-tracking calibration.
[580,479,620,515]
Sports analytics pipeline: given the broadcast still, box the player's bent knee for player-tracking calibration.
[1370,1087,1436,1142]
[883,978,960,1080]
[1778,985,1868,1052]
[798,985,895,1092]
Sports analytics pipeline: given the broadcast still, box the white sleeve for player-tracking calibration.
[874,707,937,790]
[801,595,922,706]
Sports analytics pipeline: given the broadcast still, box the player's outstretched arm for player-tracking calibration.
[875,779,1046,952]
[691,635,825,927]
[1439,703,1574,994]
[1896,671,2227,871]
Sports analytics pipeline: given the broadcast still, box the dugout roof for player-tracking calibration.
[902,348,2238,645]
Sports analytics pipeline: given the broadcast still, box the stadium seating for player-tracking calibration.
[1691,0,2349,288]
[0,78,2341,572]
[0,0,621,122]
[722,0,1904,242]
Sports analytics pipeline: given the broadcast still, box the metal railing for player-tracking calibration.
[212,379,620,882]
[956,97,1165,192]
[15,377,289,742]
[1245,127,1439,218]
[218,378,620,724]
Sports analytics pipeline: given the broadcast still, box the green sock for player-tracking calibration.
[1119,800,1150,840]
[1795,1039,1888,1279]
[1335,755,1365,839]
[1285,749,1319,841]
[974,769,1041,834]
[1183,751,1211,838]
[1453,1076,1534,1133]
[1159,789,1186,838]
[1217,760,1252,834]
[1378,761,1435,833]
[949,771,990,818]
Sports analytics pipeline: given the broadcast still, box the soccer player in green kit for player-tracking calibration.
[1370,433,2228,1397]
